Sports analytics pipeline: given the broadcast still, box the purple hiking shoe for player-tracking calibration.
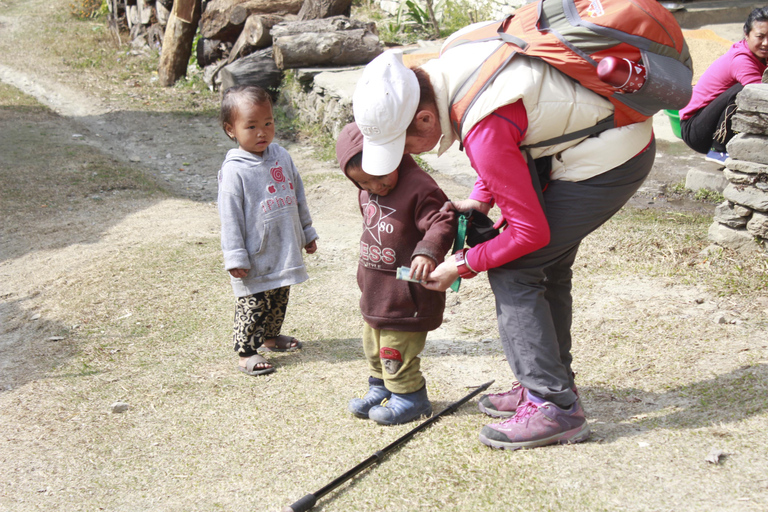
[478,381,527,418]
[479,399,590,450]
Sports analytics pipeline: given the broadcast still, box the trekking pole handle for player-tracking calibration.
[282,493,317,512]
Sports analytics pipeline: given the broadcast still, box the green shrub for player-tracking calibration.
[70,0,105,19]
[440,0,493,36]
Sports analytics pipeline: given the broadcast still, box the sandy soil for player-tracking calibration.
[0,0,761,430]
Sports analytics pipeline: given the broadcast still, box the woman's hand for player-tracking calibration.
[441,198,491,215]
[421,254,460,292]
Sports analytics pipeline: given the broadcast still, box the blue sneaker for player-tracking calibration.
[705,150,729,165]
[368,385,432,425]
[349,377,391,418]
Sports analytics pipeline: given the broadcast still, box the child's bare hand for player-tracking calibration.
[410,256,435,282]
[305,240,317,254]
[229,268,248,279]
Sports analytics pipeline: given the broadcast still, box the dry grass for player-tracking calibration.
[2,3,768,512]
[2,91,767,510]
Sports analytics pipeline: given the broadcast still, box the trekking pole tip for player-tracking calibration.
[479,380,495,390]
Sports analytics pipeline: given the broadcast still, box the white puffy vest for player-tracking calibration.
[421,36,653,182]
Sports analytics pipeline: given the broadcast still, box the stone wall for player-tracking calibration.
[283,68,359,140]
[709,83,768,253]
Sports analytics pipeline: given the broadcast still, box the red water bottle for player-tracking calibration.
[597,56,646,93]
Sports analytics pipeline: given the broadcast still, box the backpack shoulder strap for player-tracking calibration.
[521,114,615,150]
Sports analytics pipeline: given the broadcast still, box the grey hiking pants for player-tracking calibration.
[488,138,656,409]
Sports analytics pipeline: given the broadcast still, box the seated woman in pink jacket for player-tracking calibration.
[679,7,768,164]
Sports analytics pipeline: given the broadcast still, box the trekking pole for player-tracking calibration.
[281,380,494,512]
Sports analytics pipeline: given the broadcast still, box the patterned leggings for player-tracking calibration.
[232,286,290,357]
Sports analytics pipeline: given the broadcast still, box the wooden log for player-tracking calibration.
[297,0,352,21]
[228,14,292,63]
[158,0,202,86]
[129,22,146,42]
[174,0,196,23]
[197,39,232,68]
[200,0,303,41]
[219,48,283,101]
[156,1,170,25]
[126,4,138,28]
[147,23,164,48]
[203,59,229,90]
[270,15,376,38]
[273,28,382,69]
[137,0,152,25]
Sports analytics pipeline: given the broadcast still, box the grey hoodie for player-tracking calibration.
[217,145,318,297]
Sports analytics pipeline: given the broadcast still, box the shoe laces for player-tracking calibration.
[489,381,522,398]
[510,400,539,424]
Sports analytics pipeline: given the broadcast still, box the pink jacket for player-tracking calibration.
[679,40,766,120]
[463,101,550,272]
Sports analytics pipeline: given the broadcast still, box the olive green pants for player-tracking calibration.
[363,323,426,395]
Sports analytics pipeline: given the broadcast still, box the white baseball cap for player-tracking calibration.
[353,50,419,176]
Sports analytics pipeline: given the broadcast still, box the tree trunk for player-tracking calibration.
[200,0,303,41]
[270,15,376,38]
[228,14,292,63]
[219,48,283,101]
[158,0,202,86]
[273,28,382,69]
[297,0,352,21]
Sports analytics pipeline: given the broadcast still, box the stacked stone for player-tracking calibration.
[709,83,768,253]
[285,70,355,140]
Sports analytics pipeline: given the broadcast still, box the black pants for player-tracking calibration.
[680,83,743,154]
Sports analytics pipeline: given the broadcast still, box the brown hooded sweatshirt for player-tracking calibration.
[336,123,457,332]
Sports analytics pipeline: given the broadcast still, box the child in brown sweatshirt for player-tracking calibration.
[336,122,456,425]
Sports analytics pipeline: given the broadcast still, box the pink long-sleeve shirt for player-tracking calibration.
[679,39,766,121]
[462,101,550,272]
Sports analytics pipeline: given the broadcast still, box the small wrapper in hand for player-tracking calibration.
[396,266,423,283]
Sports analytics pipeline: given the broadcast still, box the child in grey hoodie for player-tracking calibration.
[217,85,318,376]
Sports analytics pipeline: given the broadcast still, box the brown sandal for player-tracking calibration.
[238,354,275,376]
[259,335,302,353]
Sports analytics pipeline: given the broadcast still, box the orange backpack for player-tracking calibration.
[442,0,693,145]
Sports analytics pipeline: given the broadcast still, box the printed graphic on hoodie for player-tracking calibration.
[262,160,297,213]
[360,195,397,269]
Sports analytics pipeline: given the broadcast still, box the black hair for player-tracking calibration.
[346,152,363,172]
[220,85,273,140]
[412,66,436,113]
[744,7,768,35]
[406,66,438,138]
